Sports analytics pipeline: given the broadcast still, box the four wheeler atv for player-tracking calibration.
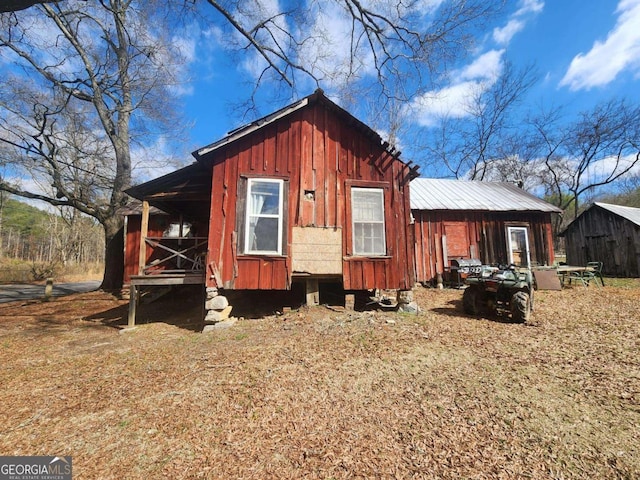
[462,264,534,323]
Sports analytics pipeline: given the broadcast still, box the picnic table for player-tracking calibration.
[556,264,603,287]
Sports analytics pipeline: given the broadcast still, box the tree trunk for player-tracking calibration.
[101,216,124,292]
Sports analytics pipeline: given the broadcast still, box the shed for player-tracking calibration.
[411,179,561,284]
[125,89,418,321]
[561,202,640,277]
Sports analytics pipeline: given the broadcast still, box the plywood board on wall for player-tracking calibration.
[292,226,342,275]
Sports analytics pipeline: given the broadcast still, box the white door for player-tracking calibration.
[507,227,531,268]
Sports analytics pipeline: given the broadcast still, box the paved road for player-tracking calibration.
[0,281,101,303]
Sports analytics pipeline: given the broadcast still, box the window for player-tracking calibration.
[351,187,386,255]
[163,222,192,238]
[245,178,284,254]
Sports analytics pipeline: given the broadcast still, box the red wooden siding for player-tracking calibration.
[123,214,172,283]
[413,210,555,284]
[204,98,415,291]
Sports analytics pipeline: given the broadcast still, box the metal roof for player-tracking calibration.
[193,97,310,158]
[410,178,562,212]
[593,202,640,227]
[124,162,212,218]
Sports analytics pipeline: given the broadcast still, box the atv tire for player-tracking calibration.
[510,291,531,323]
[463,285,483,315]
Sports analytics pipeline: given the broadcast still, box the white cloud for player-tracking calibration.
[493,19,525,45]
[232,0,294,80]
[457,49,505,82]
[409,81,483,126]
[225,0,454,93]
[493,0,543,47]
[172,35,197,65]
[408,49,506,126]
[515,0,544,17]
[560,0,640,90]
[407,0,542,128]
[586,152,640,180]
[294,1,378,90]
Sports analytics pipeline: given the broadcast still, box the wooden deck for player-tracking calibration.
[127,272,205,327]
[129,272,205,286]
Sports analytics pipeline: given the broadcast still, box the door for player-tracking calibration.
[508,226,531,268]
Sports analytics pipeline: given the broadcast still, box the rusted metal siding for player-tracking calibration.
[204,100,415,290]
[563,204,640,277]
[413,210,555,284]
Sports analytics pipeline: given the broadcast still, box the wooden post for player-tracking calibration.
[177,213,184,269]
[138,200,150,275]
[306,278,319,306]
[44,278,54,301]
[127,284,138,327]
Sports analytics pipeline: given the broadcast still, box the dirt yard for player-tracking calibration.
[0,281,638,479]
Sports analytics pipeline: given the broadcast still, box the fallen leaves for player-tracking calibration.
[0,282,638,478]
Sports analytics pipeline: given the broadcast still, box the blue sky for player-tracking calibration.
[179,0,640,176]
[2,0,639,194]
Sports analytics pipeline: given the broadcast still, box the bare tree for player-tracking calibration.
[607,173,640,207]
[0,0,189,289]
[1,0,506,289]
[422,61,537,179]
[532,99,640,221]
[204,0,503,122]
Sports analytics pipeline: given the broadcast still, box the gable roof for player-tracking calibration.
[559,202,640,237]
[410,178,562,213]
[566,202,640,229]
[191,89,419,178]
[592,202,640,226]
[126,90,419,215]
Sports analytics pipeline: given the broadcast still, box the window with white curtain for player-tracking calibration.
[351,187,386,255]
[245,178,284,254]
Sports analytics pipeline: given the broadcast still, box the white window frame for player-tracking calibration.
[244,178,284,255]
[351,187,386,256]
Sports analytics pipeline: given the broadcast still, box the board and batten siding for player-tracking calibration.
[203,99,415,291]
[563,205,640,277]
[413,210,555,283]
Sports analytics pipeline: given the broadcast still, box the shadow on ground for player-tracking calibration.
[429,297,526,325]
[85,282,413,332]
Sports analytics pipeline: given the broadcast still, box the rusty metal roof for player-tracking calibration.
[410,178,562,212]
[124,162,212,219]
[593,202,640,227]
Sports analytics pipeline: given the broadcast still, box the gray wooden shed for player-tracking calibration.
[560,202,640,277]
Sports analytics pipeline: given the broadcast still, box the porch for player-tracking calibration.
[123,163,213,326]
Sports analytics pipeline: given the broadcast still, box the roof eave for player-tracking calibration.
[192,97,310,160]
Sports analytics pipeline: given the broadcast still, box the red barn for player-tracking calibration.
[125,90,418,324]
[411,179,561,285]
